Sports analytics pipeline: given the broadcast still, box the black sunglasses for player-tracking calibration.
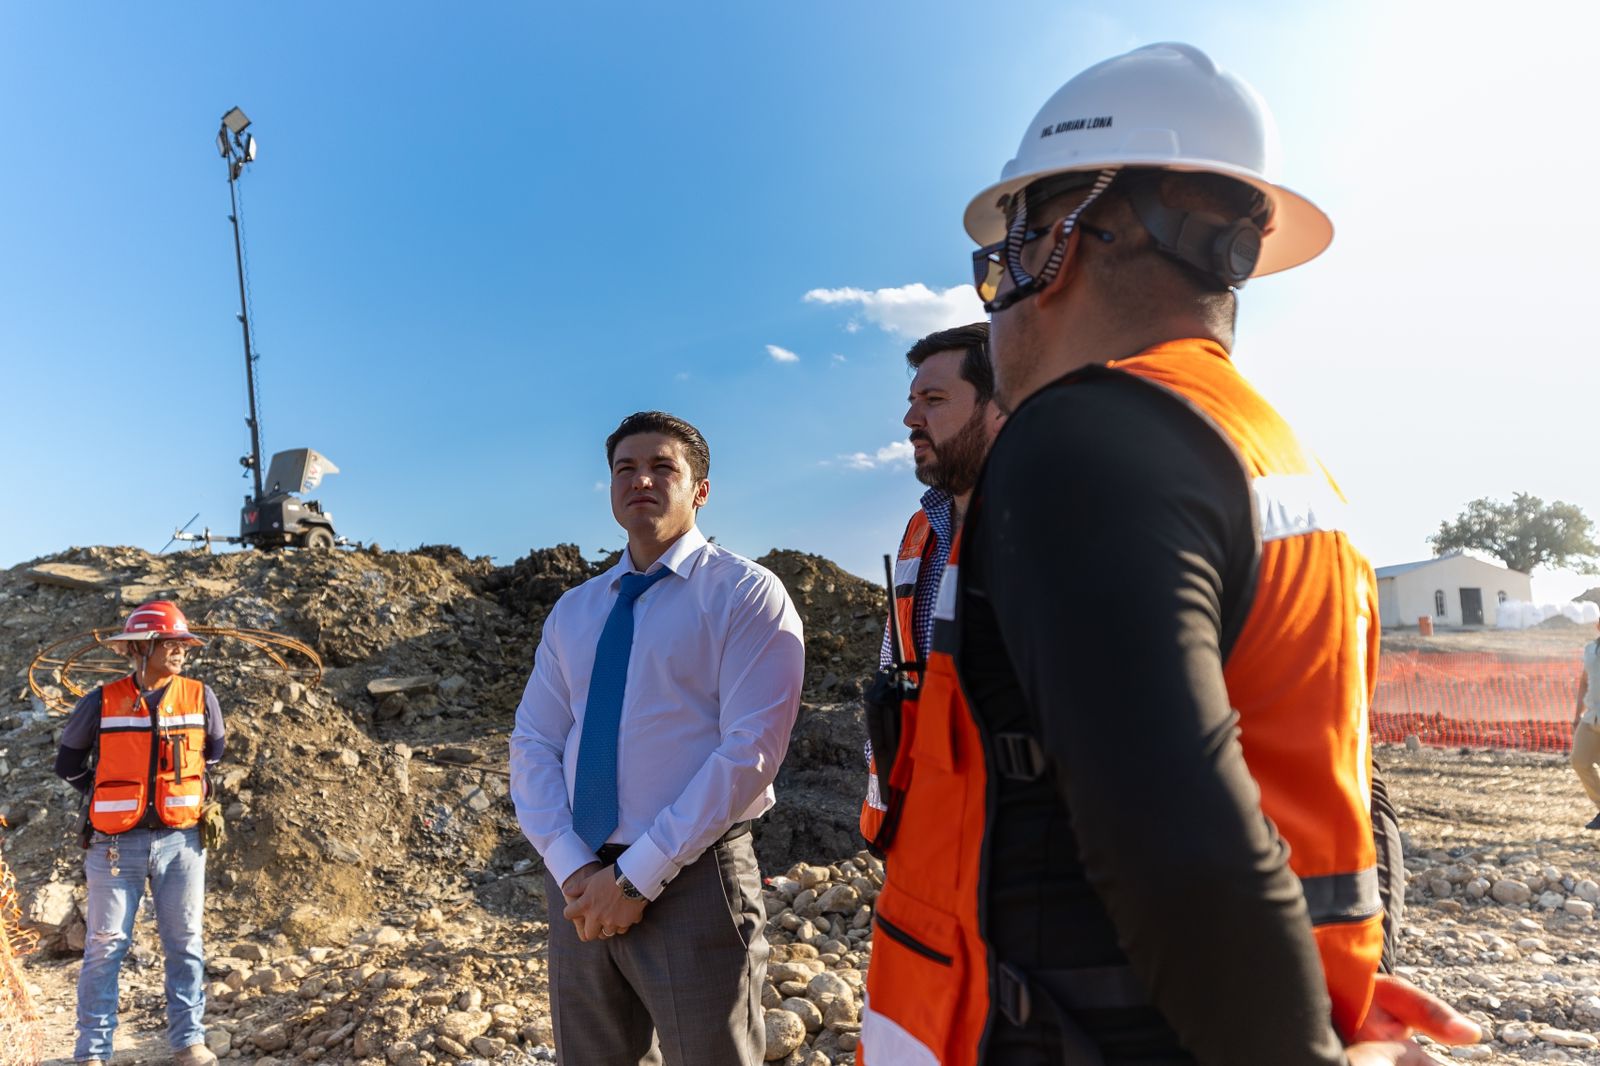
[971,222,1114,304]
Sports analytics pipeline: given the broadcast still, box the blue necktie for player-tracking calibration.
[572,567,674,851]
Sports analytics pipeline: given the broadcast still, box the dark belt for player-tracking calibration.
[594,820,751,865]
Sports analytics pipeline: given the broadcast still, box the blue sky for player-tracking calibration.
[3,3,1598,601]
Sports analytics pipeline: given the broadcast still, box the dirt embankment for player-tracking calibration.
[1,542,885,954]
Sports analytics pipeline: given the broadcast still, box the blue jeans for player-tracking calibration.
[75,827,207,1060]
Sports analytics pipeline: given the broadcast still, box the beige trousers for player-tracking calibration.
[1572,720,1600,810]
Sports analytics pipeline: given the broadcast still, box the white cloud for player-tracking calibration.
[804,283,984,338]
[837,440,914,470]
[674,370,691,381]
[766,344,800,364]
[831,353,847,365]
[592,481,607,492]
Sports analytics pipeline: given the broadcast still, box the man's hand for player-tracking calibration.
[562,864,647,941]
[560,862,603,902]
[1344,1040,1430,1065]
[1344,975,1483,1065]
[1354,975,1482,1045]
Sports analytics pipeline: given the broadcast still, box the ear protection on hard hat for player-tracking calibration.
[1125,180,1265,289]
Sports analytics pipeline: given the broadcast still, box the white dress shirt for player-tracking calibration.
[1584,641,1600,727]
[509,525,805,899]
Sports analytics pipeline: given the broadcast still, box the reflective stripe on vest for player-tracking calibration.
[893,556,923,600]
[1253,472,1349,542]
[1302,867,1382,926]
[89,676,208,835]
[892,511,935,667]
[861,1001,942,1066]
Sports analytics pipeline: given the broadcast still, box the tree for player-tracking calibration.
[1429,493,1600,574]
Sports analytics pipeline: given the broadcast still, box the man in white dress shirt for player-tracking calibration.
[510,410,805,1065]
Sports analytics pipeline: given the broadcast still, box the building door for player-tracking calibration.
[1460,587,1484,626]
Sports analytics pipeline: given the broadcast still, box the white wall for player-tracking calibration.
[1378,577,1401,630]
[1382,555,1533,627]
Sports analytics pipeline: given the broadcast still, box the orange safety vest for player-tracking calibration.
[89,675,209,835]
[861,511,936,843]
[863,339,1383,1064]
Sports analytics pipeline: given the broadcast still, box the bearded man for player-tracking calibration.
[860,323,1003,846]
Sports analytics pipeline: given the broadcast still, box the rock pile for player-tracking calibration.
[756,854,883,1064]
[188,908,556,1065]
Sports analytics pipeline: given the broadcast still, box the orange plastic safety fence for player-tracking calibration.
[1373,651,1580,752]
[0,840,43,1065]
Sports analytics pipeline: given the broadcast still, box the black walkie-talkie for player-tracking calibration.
[863,553,921,854]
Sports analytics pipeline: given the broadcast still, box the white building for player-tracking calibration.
[1375,551,1532,629]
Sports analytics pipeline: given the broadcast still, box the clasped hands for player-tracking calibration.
[561,861,646,942]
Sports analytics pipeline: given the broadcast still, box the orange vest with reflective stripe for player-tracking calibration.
[862,339,1383,1065]
[861,512,935,842]
[1113,341,1383,1035]
[90,676,208,834]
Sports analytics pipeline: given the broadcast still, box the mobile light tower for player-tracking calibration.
[219,108,265,502]
[208,107,341,550]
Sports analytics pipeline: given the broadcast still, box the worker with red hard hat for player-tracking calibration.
[55,601,224,1066]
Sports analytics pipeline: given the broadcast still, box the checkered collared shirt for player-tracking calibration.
[880,488,956,668]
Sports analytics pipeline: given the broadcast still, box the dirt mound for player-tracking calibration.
[2,541,882,958]
[489,544,603,623]
[756,550,886,703]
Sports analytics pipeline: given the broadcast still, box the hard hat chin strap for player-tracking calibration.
[990,169,1118,313]
[130,641,154,690]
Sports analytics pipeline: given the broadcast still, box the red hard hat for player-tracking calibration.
[105,601,206,645]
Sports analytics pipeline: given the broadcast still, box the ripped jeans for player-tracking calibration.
[76,827,207,1060]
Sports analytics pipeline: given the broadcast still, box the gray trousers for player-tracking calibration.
[545,832,769,1066]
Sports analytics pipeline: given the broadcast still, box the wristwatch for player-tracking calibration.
[615,867,644,900]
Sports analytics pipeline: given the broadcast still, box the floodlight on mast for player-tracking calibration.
[217,106,264,501]
[169,107,347,553]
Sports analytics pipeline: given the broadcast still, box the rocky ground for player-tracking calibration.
[5,545,1600,1063]
[1385,745,1600,1062]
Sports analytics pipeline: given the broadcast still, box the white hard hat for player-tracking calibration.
[964,42,1331,277]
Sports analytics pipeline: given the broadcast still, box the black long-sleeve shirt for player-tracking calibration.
[957,368,1348,1065]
